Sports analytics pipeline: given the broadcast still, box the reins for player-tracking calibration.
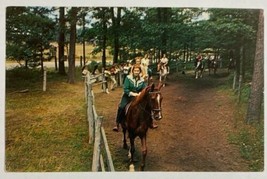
[137,90,162,114]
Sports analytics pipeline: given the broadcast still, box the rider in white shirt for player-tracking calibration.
[141,54,151,81]
[159,54,169,74]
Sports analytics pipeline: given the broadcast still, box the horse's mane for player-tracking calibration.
[131,85,151,107]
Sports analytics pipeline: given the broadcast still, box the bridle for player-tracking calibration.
[149,91,162,112]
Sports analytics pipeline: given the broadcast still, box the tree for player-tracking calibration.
[6,7,55,71]
[58,7,66,75]
[246,10,264,124]
[67,7,78,84]
[111,7,122,64]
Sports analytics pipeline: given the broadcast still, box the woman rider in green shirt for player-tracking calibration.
[112,64,146,131]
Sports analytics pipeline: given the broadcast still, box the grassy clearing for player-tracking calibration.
[51,42,113,62]
[5,68,93,172]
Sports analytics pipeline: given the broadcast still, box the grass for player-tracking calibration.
[5,67,93,172]
[51,42,113,62]
[228,120,264,171]
[220,75,264,171]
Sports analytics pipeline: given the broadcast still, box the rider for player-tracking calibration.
[112,64,146,132]
[141,54,153,82]
[159,54,169,74]
[195,53,203,69]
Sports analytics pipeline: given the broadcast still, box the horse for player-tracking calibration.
[227,58,236,73]
[207,59,218,75]
[157,63,168,87]
[121,82,163,171]
[194,60,205,79]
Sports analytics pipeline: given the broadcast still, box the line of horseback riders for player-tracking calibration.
[194,53,220,79]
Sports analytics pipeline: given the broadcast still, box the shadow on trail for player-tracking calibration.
[172,71,231,91]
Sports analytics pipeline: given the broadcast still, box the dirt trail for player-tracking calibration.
[95,70,249,171]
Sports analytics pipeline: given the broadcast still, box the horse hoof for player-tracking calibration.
[129,164,135,172]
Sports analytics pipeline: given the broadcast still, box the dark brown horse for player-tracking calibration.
[121,83,163,171]
[207,59,219,75]
[227,58,236,73]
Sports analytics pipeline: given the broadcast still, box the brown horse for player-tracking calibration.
[227,58,236,73]
[121,83,163,171]
[207,59,219,75]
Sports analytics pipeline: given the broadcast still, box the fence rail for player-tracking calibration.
[84,72,115,172]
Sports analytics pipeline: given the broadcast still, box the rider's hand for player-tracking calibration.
[129,92,139,97]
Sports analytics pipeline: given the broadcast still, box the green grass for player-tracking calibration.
[219,75,264,171]
[228,121,264,171]
[5,67,93,172]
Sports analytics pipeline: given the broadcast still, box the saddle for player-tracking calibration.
[125,101,133,116]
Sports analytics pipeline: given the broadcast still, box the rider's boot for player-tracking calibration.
[112,107,124,132]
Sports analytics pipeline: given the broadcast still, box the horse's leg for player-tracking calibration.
[163,75,167,86]
[129,136,135,165]
[123,127,128,149]
[140,135,147,171]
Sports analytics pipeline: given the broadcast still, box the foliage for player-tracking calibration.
[6,7,56,66]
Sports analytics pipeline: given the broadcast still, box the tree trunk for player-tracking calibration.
[67,7,78,84]
[102,10,107,69]
[58,7,66,75]
[111,7,121,64]
[82,12,86,66]
[237,44,244,103]
[246,10,264,124]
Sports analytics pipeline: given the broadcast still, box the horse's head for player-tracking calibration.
[148,83,163,120]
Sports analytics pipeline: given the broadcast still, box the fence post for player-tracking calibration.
[87,73,95,144]
[102,69,107,93]
[232,71,237,90]
[43,67,47,91]
[84,76,87,102]
[119,70,123,86]
[92,116,103,172]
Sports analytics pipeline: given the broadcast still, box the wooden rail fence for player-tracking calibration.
[84,72,115,172]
